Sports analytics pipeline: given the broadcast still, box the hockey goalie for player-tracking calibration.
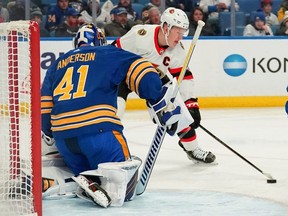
[42,131,142,207]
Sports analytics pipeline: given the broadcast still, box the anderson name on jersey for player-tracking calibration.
[41,45,162,139]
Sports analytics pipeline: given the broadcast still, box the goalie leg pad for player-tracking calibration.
[72,175,112,208]
[97,157,142,206]
[42,166,77,199]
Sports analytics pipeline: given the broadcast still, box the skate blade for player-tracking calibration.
[188,156,219,166]
[191,160,219,166]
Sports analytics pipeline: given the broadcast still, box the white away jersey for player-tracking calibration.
[115,24,196,100]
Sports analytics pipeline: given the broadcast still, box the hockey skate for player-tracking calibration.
[72,175,111,208]
[178,141,216,164]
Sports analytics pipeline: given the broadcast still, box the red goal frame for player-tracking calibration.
[7,21,42,216]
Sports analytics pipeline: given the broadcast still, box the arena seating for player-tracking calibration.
[219,11,246,35]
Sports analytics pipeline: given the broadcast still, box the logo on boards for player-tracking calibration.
[223,54,247,77]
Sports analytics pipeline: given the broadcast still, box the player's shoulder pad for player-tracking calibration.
[131,24,153,36]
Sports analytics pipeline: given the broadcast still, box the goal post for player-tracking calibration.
[0,20,42,216]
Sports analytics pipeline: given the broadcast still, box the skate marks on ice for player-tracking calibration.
[43,190,288,216]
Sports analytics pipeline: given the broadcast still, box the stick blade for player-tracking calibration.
[263,172,273,179]
[136,181,146,195]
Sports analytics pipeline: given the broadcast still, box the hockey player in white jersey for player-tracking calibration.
[114,7,216,163]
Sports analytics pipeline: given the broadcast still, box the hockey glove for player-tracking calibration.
[147,79,181,135]
[185,98,201,129]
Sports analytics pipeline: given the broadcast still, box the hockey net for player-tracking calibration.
[0,21,42,216]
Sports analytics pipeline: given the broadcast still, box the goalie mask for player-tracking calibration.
[73,23,107,48]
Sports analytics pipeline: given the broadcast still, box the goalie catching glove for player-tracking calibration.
[147,78,181,136]
[185,98,201,129]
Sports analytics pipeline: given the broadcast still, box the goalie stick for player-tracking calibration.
[136,20,206,196]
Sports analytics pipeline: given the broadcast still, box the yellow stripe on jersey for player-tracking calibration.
[41,96,53,101]
[41,96,53,114]
[41,101,53,108]
[52,110,116,126]
[52,117,122,132]
[133,68,153,95]
[41,108,52,114]
[126,58,157,94]
[112,130,130,160]
[50,104,121,132]
[51,104,116,119]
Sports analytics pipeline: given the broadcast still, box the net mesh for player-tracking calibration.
[0,21,36,216]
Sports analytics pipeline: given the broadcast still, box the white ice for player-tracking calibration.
[43,107,288,216]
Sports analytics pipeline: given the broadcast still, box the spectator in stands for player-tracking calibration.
[45,0,72,32]
[165,0,193,12]
[188,7,215,36]
[141,5,160,24]
[32,0,43,9]
[116,0,138,21]
[183,0,196,12]
[275,11,288,35]
[102,0,114,14]
[147,6,160,24]
[30,6,51,37]
[0,0,9,23]
[199,0,239,35]
[55,7,82,37]
[243,10,273,36]
[277,0,288,22]
[104,6,136,36]
[147,0,161,11]
[69,0,83,12]
[261,0,279,26]
[141,5,151,24]
[8,0,41,21]
[8,0,25,21]
[80,0,111,29]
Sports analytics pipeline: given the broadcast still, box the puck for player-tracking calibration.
[267,179,277,184]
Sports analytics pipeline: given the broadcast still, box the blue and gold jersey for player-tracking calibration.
[41,45,161,139]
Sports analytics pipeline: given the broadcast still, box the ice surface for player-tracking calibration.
[43,107,288,216]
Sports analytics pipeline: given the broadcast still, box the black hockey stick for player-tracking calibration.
[136,21,206,196]
[199,124,275,180]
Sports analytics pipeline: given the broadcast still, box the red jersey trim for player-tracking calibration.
[169,67,182,74]
[154,26,166,55]
[115,38,121,48]
[169,67,194,80]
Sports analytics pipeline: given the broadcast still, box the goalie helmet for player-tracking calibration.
[160,7,189,35]
[73,23,107,48]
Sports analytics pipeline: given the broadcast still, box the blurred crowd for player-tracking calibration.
[0,0,288,37]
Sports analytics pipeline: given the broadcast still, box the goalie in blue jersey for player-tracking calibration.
[41,23,182,208]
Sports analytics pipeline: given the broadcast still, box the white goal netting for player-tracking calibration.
[0,21,40,216]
